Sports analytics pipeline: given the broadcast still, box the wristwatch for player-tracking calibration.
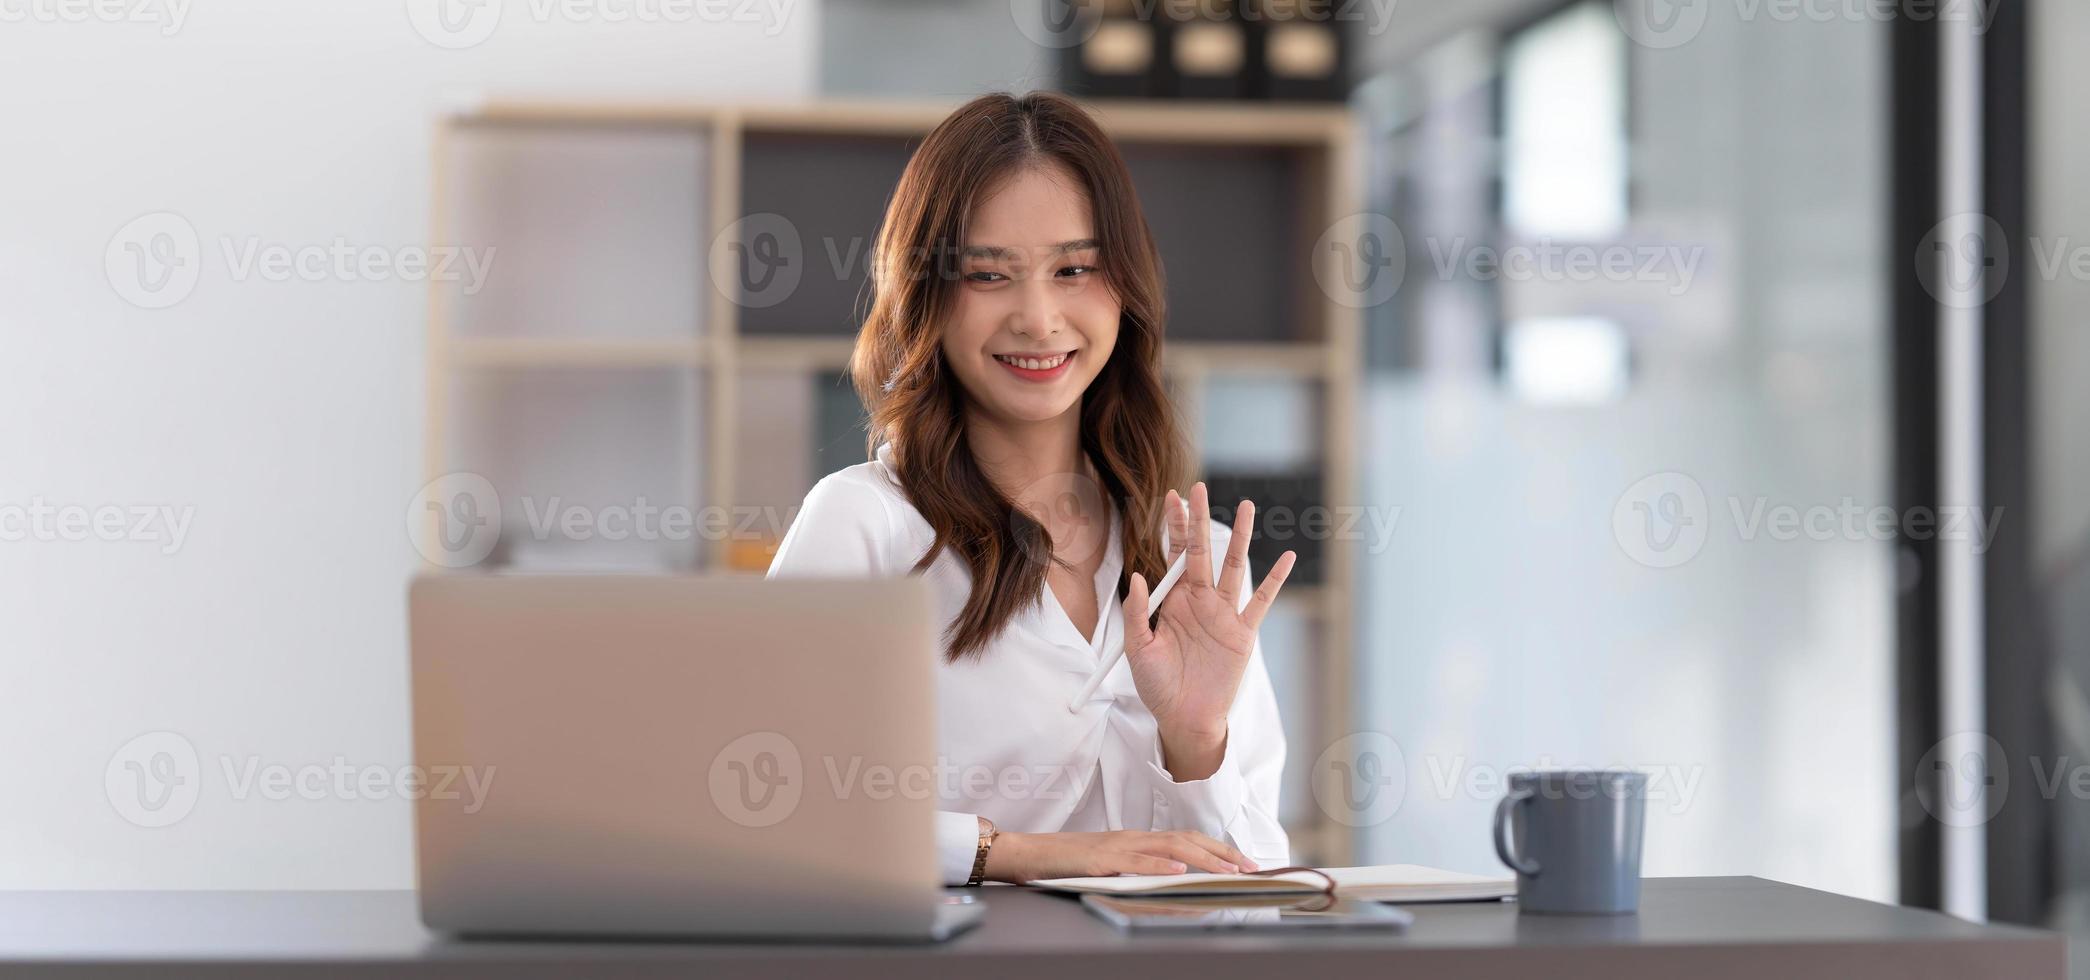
[966,816,999,886]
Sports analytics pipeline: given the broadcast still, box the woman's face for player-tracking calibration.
[941,164,1120,428]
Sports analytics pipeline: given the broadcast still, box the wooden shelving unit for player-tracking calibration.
[424,98,1362,865]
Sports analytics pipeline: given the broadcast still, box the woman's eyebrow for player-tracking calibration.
[958,239,1101,259]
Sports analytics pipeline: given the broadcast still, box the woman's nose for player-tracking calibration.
[1008,278,1064,338]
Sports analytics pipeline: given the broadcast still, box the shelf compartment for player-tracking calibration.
[444,124,709,342]
[445,367,705,572]
[736,131,916,337]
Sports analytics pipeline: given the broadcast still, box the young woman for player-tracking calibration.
[767,92,1296,886]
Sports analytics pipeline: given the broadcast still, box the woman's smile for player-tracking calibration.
[992,349,1077,382]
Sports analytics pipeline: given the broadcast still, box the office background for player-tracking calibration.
[3,0,2084,965]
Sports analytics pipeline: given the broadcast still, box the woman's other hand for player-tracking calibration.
[1122,482,1296,781]
[984,829,1258,882]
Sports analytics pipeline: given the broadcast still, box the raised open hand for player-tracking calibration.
[1122,482,1297,779]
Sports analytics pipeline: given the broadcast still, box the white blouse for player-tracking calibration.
[766,445,1290,884]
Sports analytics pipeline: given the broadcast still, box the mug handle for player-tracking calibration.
[1493,789,1542,876]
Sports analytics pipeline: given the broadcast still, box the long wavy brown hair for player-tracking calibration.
[851,91,1187,663]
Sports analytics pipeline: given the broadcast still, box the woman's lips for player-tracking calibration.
[993,349,1075,382]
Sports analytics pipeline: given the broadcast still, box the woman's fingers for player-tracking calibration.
[1110,853,1189,876]
[1155,832,1255,874]
[1185,482,1213,588]
[1123,571,1153,651]
[1156,838,1239,874]
[1051,831,1258,878]
[1240,549,1298,632]
[1216,498,1254,602]
[1164,489,1190,561]
[1180,831,1256,872]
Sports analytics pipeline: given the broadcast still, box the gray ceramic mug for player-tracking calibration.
[1492,770,1648,915]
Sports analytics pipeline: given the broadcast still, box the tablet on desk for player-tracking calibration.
[1081,893,1415,932]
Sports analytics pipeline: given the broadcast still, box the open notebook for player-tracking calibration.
[1029,864,1514,903]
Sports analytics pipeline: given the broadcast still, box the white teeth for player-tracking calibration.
[997,352,1069,371]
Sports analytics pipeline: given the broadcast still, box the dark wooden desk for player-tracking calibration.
[0,877,2061,979]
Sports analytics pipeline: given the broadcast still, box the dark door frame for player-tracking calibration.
[1977,0,2049,928]
[1892,0,2047,922]
[1889,0,1945,913]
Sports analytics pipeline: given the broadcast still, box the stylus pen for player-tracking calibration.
[1066,545,1189,712]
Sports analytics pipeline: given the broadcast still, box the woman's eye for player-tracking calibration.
[966,271,1007,283]
[1056,265,1095,278]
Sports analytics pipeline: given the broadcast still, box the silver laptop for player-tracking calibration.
[407,574,984,941]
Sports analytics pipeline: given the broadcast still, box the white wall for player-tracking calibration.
[0,1,818,888]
